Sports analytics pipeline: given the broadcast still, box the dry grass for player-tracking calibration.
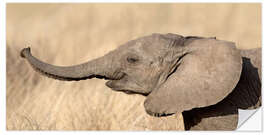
[6,3,261,130]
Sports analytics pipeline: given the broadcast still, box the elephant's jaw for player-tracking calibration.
[105,76,150,96]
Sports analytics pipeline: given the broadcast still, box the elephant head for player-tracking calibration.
[21,33,242,117]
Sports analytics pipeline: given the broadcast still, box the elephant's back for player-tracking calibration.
[237,48,262,109]
[240,48,261,79]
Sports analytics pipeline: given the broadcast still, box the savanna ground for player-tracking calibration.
[6,3,261,130]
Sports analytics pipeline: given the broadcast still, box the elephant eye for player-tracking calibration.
[127,56,139,64]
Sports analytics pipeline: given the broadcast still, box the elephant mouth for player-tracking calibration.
[105,76,126,90]
[106,71,126,80]
[105,77,149,96]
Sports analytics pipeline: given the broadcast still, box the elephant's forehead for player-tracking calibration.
[128,40,165,57]
[117,35,170,58]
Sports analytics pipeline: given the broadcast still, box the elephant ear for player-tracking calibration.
[144,38,242,116]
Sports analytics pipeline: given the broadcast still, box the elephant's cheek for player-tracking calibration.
[105,80,124,90]
[105,80,117,89]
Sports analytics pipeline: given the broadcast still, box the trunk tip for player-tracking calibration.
[20,47,31,58]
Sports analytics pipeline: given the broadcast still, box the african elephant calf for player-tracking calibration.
[21,33,261,130]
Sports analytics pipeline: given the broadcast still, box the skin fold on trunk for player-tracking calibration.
[20,47,123,81]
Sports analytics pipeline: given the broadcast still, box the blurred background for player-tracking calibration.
[6,3,261,130]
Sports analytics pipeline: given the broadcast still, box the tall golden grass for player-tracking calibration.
[6,3,261,130]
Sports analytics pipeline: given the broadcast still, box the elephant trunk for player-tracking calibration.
[20,47,124,81]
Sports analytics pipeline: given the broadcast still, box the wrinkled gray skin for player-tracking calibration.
[21,33,261,130]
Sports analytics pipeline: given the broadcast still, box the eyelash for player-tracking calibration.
[127,57,139,63]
